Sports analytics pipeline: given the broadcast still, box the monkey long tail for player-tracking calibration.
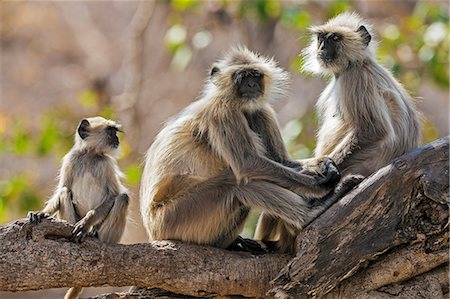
[64,287,83,299]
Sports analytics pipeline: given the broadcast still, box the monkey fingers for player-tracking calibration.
[316,158,341,187]
[27,211,49,224]
[71,221,91,243]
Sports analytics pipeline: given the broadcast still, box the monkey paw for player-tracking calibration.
[71,221,90,243]
[28,211,49,224]
[317,158,341,188]
[226,236,268,255]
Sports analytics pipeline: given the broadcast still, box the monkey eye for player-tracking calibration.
[210,66,220,76]
[332,34,342,41]
[317,32,325,42]
[106,126,119,135]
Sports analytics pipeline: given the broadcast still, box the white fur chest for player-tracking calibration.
[71,172,106,217]
[315,82,344,156]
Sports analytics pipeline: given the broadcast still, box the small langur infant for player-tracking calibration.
[302,12,420,177]
[28,116,129,299]
[140,47,343,254]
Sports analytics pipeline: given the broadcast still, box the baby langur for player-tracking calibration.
[28,116,129,299]
[302,12,420,177]
[141,47,343,254]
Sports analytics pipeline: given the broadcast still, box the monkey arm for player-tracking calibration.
[209,112,333,191]
[28,187,72,223]
[244,107,301,169]
[71,198,115,243]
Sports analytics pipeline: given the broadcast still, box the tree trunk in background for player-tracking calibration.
[0,137,448,298]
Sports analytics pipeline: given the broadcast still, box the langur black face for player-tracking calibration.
[106,126,120,148]
[317,32,342,64]
[77,117,121,151]
[315,25,371,68]
[232,69,264,100]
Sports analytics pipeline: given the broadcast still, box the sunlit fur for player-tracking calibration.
[29,116,129,299]
[303,12,378,75]
[140,47,337,253]
[302,12,420,177]
[74,116,122,156]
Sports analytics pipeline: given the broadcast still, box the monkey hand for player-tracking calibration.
[315,157,341,188]
[28,211,50,224]
[71,219,92,243]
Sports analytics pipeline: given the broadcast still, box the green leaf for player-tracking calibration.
[37,117,60,156]
[124,163,142,186]
[77,90,99,108]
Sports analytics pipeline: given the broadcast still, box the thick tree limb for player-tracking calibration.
[0,218,290,297]
[0,138,448,298]
[271,136,449,298]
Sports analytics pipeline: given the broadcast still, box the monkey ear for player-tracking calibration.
[77,119,90,140]
[357,25,371,46]
[210,66,220,76]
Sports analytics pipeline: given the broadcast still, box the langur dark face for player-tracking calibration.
[106,126,120,148]
[77,117,121,151]
[232,69,264,100]
[317,32,342,65]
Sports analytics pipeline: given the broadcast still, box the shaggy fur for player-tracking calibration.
[28,116,129,299]
[140,47,341,253]
[303,12,420,177]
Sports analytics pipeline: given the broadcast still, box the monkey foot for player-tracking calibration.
[226,236,268,255]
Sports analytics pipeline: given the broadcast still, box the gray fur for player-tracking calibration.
[28,116,129,299]
[303,12,420,177]
[140,47,338,253]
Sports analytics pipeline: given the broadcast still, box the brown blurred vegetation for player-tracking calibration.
[0,0,448,298]
[0,0,448,243]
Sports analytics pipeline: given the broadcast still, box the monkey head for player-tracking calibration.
[207,46,289,110]
[302,12,377,75]
[75,116,122,155]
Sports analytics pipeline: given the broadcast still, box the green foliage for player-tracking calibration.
[123,163,142,186]
[171,0,198,12]
[0,175,42,223]
[282,109,318,159]
[238,0,281,21]
[378,2,449,90]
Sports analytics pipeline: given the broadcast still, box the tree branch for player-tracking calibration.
[0,218,290,297]
[271,136,449,298]
[0,137,448,298]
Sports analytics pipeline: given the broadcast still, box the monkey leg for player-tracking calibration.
[71,195,117,243]
[57,187,78,224]
[254,212,279,241]
[235,181,318,230]
[97,193,129,243]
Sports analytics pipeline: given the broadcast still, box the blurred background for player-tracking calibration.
[0,0,448,297]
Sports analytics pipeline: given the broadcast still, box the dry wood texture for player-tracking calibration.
[0,218,290,297]
[271,136,449,298]
[0,137,448,298]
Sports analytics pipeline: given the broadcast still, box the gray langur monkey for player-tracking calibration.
[254,13,419,249]
[28,116,129,299]
[140,47,344,254]
[301,12,420,177]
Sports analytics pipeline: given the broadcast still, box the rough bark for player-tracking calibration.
[271,136,449,299]
[0,138,448,299]
[0,218,290,297]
